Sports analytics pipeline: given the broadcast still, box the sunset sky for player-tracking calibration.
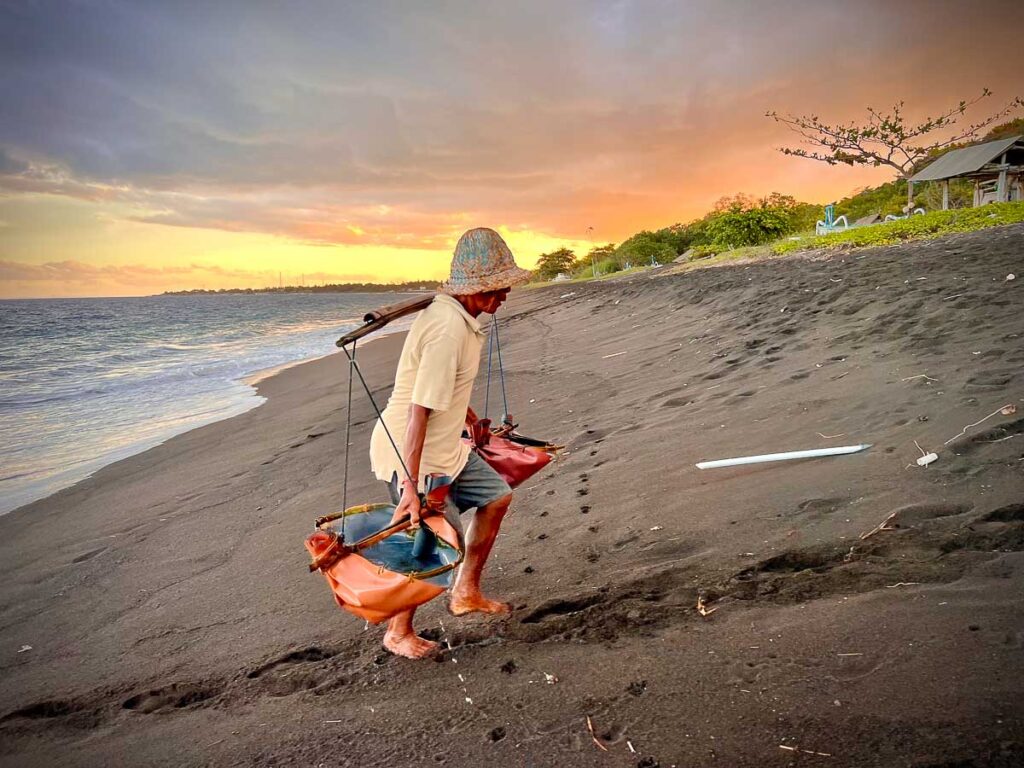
[1,0,1021,298]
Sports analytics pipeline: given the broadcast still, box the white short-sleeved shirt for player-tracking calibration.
[369,294,484,486]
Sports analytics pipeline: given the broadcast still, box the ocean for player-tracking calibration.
[0,292,420,515]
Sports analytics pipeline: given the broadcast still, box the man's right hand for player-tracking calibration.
[392,482,422,527]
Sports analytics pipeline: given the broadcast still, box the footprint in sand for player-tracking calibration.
[246,647,339,697]
[890,502,972,526]
[71,547,107,564]
[122,684,218,714]
[662,397,692,408]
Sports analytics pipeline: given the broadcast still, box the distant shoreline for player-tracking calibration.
[162,283,440,296]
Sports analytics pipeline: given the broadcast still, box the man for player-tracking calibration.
[369,227,532,659]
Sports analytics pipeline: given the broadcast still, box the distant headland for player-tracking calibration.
[162,280,440,296]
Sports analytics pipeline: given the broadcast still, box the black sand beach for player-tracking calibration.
[1,225,1023,767]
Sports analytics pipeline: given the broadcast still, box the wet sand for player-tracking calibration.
[1,224,1023,767]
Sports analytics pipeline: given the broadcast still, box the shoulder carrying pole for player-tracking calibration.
[336,295,434,348]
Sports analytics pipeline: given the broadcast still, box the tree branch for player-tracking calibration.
[767,89,1022,178]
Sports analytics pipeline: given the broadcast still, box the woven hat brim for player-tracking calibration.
[440,265,533,295]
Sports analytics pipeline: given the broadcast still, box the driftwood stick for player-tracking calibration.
[860,511,898,540]
[586,716,609,751]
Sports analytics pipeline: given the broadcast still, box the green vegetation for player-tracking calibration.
[833,177,976,221]
[773,201,1024,254]
[530,192,1023,285]
[530,193,823,281]
[834,180,909,220]
[614,231,678,266]
[533,248,578,280]
[699,193,818,249]
[981,116,1024,142]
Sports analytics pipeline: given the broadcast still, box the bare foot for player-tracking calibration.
[383,630,438,659]
[448,591,512,617]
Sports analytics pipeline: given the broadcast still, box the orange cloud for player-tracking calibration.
[1,1,1021,297]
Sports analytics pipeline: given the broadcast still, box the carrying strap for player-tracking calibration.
[338,342,419,543]
[484,315,511,425]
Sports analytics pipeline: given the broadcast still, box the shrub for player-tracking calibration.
[688,192,812,249]
[687,244,720,260]
[615,231,677,266]
[705,206,793,248]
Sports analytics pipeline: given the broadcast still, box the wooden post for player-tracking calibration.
[942,179,950,210]
[907,179,914,211]
[997,153,1008,202]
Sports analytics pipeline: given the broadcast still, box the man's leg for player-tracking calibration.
[383,607,438,659]
[449,493,513,615]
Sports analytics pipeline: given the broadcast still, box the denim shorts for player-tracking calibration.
[386,452,512,538]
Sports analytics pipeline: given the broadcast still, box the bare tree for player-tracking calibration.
[767,89,1024,208]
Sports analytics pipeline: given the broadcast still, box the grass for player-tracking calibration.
[666,244,773,273]
[526,265,653,289]
[773,201,1024,254]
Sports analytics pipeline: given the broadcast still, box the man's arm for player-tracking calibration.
[392,403,431,526]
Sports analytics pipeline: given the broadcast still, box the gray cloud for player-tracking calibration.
[1,0,1021,245]
[0,148,29,175]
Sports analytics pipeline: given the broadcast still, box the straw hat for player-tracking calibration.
[440,228,532,295]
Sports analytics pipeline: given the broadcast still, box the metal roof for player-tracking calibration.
[910,135,1023,182]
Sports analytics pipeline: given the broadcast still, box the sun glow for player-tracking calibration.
[0,195,596,298]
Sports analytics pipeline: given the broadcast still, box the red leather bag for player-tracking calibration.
[464,418,557,488]
[305,476,462,623]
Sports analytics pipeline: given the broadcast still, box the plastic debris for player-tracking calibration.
[916,452,938,467]
[944,403,1016,446]
[780,744,832,757]
[17,645,32,653]
[696,444,870,469]
[696,595,717,617]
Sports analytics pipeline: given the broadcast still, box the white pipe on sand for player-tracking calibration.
[695,444,871,470]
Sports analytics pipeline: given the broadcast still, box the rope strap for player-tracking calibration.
[484,315,511,424]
